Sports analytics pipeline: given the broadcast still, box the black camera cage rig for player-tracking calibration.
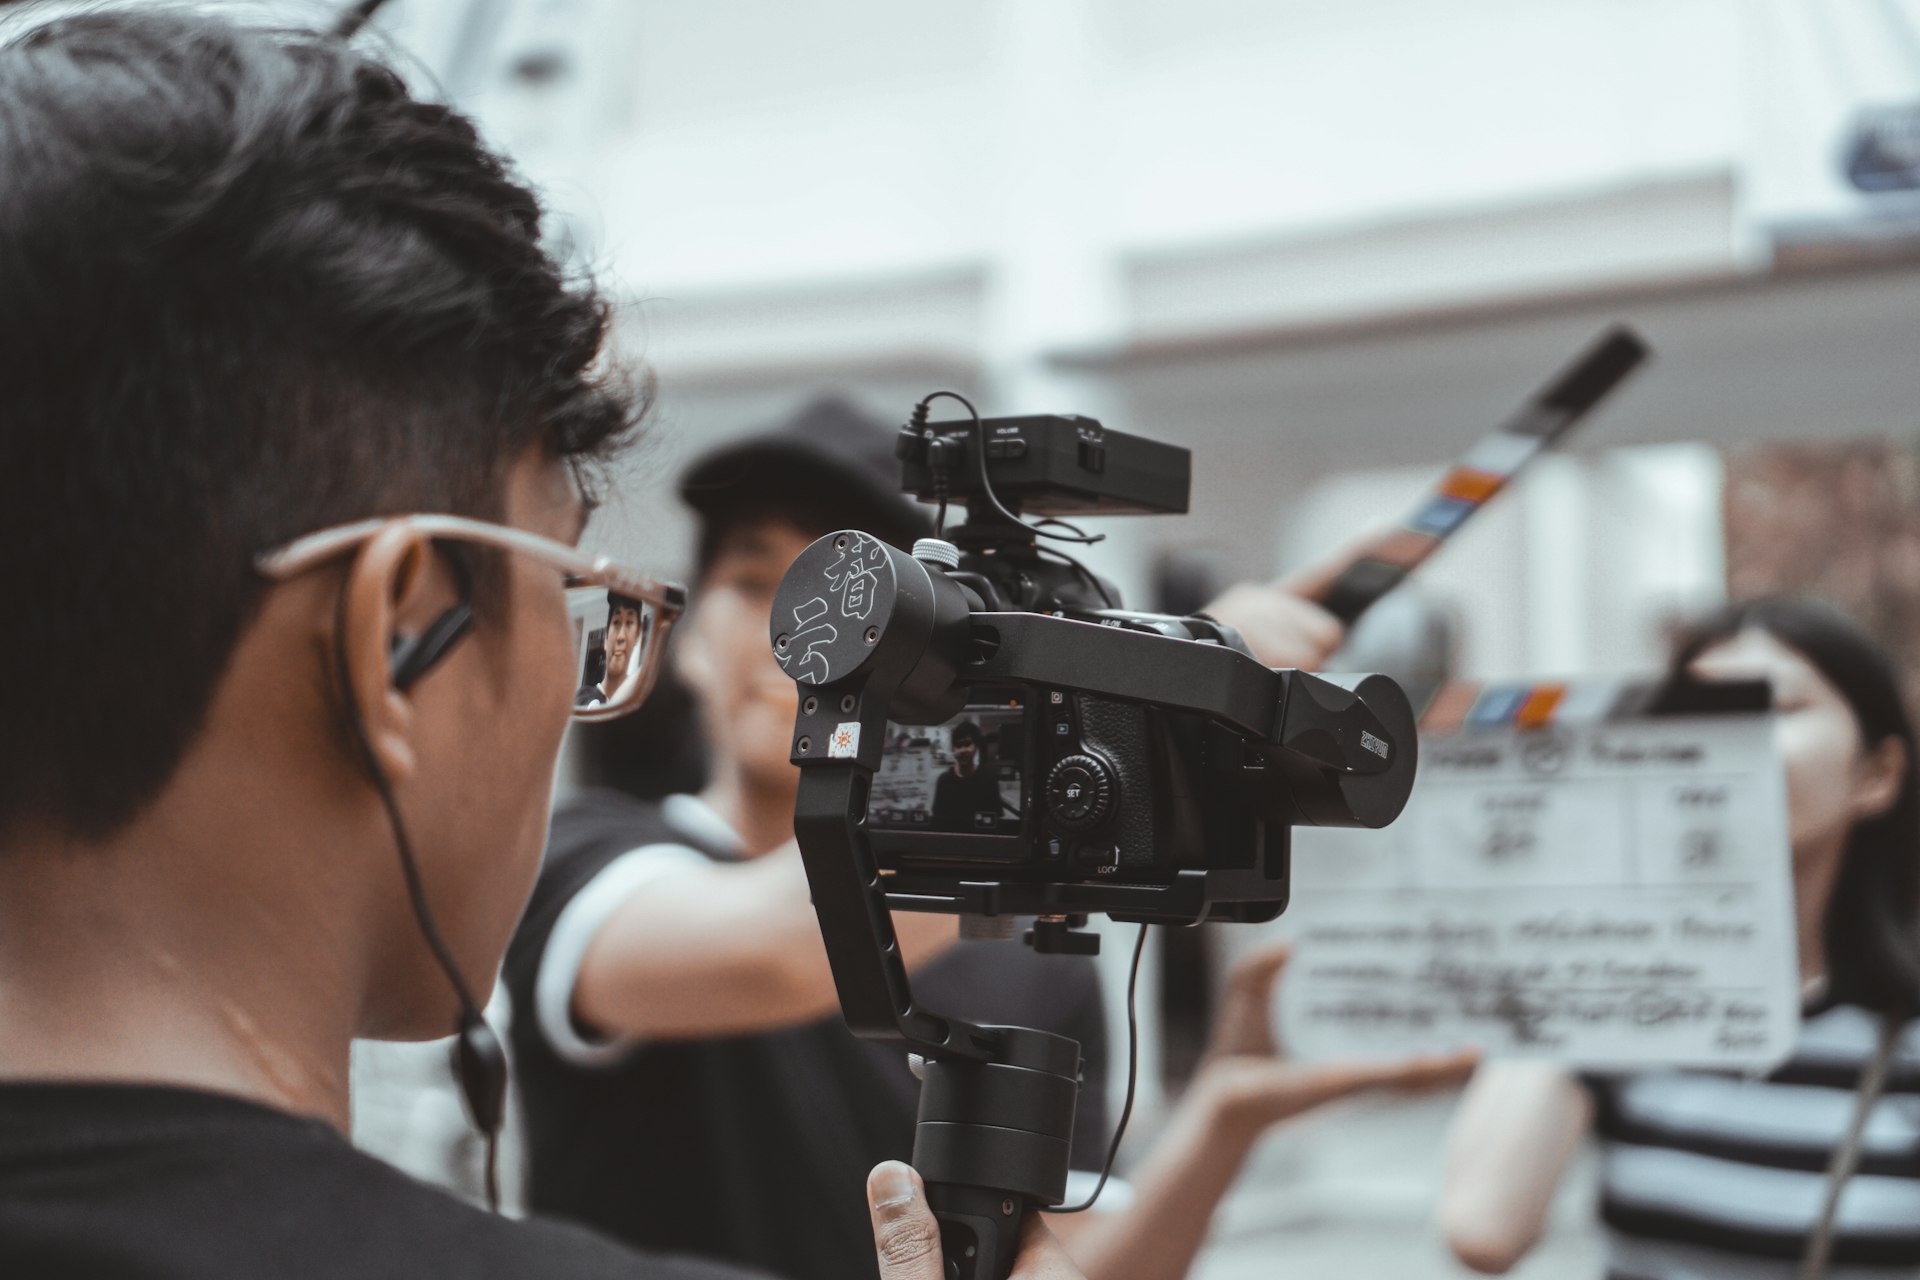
[772,527,1414,1280]
[778,532,1410,1051]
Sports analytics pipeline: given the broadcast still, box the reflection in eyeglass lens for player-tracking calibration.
[569,589,654,716]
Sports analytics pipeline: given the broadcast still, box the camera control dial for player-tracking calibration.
[1045,754,1114,831]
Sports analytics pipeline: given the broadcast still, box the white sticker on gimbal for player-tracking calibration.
[829,722,861,758]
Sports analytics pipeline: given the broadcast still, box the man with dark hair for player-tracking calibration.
[0,12,1075,1280]
[579,593,648,708]
[930,720,1004,832]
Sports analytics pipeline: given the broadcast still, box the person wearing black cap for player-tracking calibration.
[503,396,1473,1280]
[503,398,1059,1280]
[0,9,1050,1280]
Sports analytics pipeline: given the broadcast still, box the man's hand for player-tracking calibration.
[1198,940,1477,1133]
[868,1162,1083,1280]
[1202,581,1343,671]
[1201,548,1362,671]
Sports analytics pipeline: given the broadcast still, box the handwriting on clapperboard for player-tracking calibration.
[1480,790,1544,863]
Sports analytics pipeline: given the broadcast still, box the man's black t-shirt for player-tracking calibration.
[0,1081,756,1280]
[503,790,1109,1280]
[930,767,1004,832]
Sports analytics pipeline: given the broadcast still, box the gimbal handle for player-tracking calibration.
[774,530,1088,1280]
[794,763,1078,1280]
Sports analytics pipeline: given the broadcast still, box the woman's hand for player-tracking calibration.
[868,1162,1083,1280]
[1036,939,1475,1280]
[1196,940,1477,1135]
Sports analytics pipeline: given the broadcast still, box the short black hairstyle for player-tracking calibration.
[1671,596,1920,1015]
[607,592,645,621]
[948,722,983,750]
[0,9,645,838]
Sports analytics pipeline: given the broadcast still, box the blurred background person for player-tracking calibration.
[504,398,981,1279]
[1440,596,1920,1279]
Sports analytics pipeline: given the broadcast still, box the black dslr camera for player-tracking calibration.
[852,414,1415,920]
[769,403,1417,1280]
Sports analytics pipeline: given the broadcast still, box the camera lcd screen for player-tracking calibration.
[869,698,1027,835]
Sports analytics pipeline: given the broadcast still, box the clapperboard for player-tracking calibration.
[1276,675,1801,1070]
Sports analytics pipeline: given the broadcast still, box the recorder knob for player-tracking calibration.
[1045,755,1113,831]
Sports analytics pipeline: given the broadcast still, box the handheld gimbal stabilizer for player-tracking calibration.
[770,412,1418,1280]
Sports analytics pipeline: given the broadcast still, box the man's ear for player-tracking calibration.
[1853,734,1910,823]
[338,523,437,785]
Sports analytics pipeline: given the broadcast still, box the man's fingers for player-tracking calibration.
[1201,582,1346,670]
[866,1171,1089,1280]
[1274,557,1347,603]
[1203,940,1293,1058]
[868,1162,945,1280]
[1305,1049,1480,1101]
[1275,530,1390,601]
[1223,939,1292,999]
[1010,1214,1088,1280]
[1372,1048,1481,1090]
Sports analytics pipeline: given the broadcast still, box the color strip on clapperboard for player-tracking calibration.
[1421,676,1774,736]
[1317,326,1651,627]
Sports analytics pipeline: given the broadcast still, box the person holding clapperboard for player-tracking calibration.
[1441,598,1920,1280]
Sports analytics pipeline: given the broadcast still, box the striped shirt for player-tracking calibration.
[1591,1004,1920,1280]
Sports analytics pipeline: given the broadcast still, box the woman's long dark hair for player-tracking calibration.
[1671,596,1920,1014]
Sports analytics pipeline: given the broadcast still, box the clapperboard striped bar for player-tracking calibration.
[1421,674,1773,736]
[1318,326,1651,625]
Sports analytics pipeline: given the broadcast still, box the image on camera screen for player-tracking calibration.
[869,703,1026,835]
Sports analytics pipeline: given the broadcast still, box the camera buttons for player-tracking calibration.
[1045,754,1113,831]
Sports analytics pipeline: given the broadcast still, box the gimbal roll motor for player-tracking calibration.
[770,410,1418,1280]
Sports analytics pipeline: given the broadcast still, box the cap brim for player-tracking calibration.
[679,437,930,542]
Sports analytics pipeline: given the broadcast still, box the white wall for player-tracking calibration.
[378,0,1755,380]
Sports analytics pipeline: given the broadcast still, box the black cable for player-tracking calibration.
[330,577,502,1211]
[482,1130,501,1209]
[1029,517,1098,542]
[911,391,1104,546]
[332,588,485,1013]
[1035,545,1116,610]
[1051,922,1149,1214]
